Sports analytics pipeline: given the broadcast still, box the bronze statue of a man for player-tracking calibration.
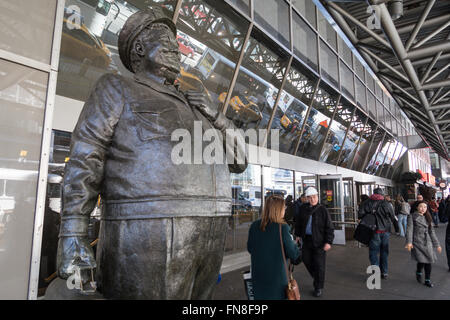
[57,8,247,299]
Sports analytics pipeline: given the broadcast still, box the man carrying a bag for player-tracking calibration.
[358,188,399,280]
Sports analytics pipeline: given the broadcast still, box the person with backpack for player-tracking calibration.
[405,201,442,287]
[358,188,399,279]
[397,196,410,237]
[429,197,439,227]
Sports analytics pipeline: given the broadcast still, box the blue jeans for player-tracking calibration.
[432,211,439,226]
[397,214,408,237]
[369,232,390,275]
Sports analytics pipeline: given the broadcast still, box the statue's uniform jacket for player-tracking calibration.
[61,73,246,299]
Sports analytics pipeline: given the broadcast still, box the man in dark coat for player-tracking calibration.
[294,187,334,297]
[56,8,247,299]
[358,188,399,279]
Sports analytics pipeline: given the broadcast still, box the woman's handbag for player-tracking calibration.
[279,224,300,300]
[354,202,380,245]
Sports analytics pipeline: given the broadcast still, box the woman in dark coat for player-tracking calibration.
[247,195,301,300]
[405,201,442,287]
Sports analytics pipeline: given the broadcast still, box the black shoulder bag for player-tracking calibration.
[354,201,380,245]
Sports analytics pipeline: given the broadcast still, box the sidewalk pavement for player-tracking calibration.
[214,223,450,300]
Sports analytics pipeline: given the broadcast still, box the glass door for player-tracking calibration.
[318,175,345,245]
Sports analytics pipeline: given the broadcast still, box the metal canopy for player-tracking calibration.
[320,0,450,161]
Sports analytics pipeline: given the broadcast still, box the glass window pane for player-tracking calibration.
[57,1,176,101]
[296,81,339,161]
[376,99,384,124]
[367,91,376,120]
[321,97,355,165]
[338,108,366,168]
[365,130,385,174]
[228,0,250,15]
[318,9,337,50]
[354,58,365,81]
[292,11,318,71]
[292,0,316,28]
[371,135,392,175]
[340,60,354,101]
[338,35,352,66]
[0,0,56,64]
[320,40,338,88]
[355,77,366,111]
[0,59,48,299]
[351,119,376,172]
[366,70,375,93]
[226,164,262,253]
[177,0,249,112]
[272,61,318,154]
[229,28,289,136]
[377,138,396,177]
[254,0,290,49]
[375,81,383,100]
[263,167,294,199]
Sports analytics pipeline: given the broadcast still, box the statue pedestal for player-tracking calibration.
[44,278,105,300]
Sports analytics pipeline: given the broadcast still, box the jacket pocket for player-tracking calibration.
[130,99,184,141]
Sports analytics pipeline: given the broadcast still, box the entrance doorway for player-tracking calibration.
[318,175,345,245]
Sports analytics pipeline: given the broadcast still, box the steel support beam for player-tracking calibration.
[421,79,450,91]
[405,0,436,51]
[424,62,450,83]
[373,1,448,159]
[411,19,450,50]
[407,41,450,60]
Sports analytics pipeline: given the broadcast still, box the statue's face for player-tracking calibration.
[134,23,181,82]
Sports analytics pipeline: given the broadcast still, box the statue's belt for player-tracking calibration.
[102,197,232,220]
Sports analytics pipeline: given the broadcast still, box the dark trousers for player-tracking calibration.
[416,263,432,280]
[302,235,326,290]
[446,224,450,269]
[369,232,390,275]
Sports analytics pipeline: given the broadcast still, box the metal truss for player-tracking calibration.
[321,0,450,160]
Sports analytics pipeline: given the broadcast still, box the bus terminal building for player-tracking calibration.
[0,0,449,299]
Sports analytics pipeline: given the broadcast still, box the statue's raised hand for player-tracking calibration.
[185,90,218,122]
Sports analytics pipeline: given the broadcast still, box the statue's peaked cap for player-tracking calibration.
[118,7,177,72]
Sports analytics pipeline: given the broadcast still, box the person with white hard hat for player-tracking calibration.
[294,186,334,297]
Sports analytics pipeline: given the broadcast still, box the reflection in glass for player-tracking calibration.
[320,40,338,88]
[377,139,397,177]
[292,0,316,28]
[263,167,294,199]
[365,132,386,175]
[0,60,48,299]
[226,164,262,253]
[229,28,288,134]
[295,171,315,200]
[366,71,375,93]
[0,0,56,64]
[351,119,377,172]
[271,61,318,154]
[254,0,290,49]
[354,58,365,81]
[177,0,249,114]
[337,108,367,168]
[321,98,355,165]
[292,11,318,71]
[340,60,354,101]
[376,99,384,124]
[338,35,352,66]
[295,82,339,160]
[58,1,176,101]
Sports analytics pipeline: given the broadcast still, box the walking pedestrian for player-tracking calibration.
[247,195,301,300]
[396,196,410,237]
[405,201,442,287]
[294,187,334,297]
[284,195,295,231]
[358,188,399,279]
[411,194,424,214]
[429,197,439,228]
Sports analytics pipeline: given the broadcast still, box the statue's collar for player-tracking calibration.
[133,74,188,105]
